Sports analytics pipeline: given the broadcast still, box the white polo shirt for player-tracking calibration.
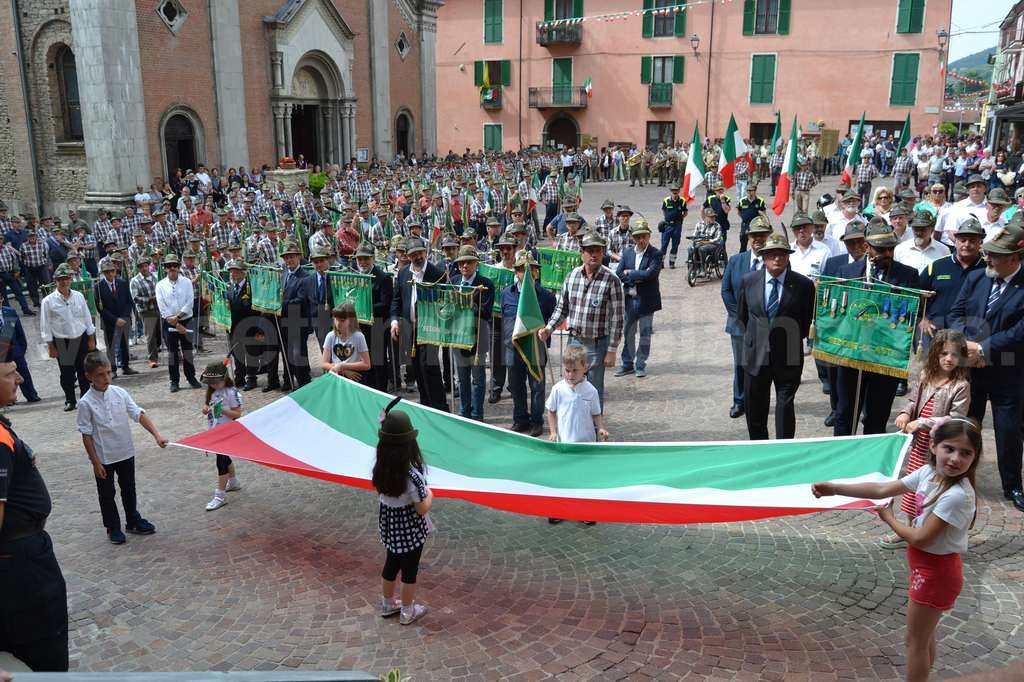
[545,378,601,443]
[76,384,144,465]
[894,238,950,273]
[788,239,830,279]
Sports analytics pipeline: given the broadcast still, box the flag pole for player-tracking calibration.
[851,369,864,436]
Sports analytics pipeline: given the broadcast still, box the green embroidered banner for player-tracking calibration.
[414,282,479,350]
[203,273,232,329]
[812,276,925,379]
[248,265,282,315]
[478,263,515,314]
[537,246,581,291]
[328,271,374,324]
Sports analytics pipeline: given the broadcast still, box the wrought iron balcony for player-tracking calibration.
[528,86,588,109]
[480,86,502,109]
[536,22,582,46]
[648,83,673,108]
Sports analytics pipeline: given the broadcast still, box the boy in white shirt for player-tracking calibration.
[76,352,168,545]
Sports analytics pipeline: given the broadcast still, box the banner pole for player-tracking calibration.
[275,315,297,389]
[851,368,864,436]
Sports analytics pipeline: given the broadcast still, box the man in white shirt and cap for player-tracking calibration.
[155,253,202,393]
[39,263,96,411]
[894,211,951,273]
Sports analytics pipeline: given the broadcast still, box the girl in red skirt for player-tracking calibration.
[813,418,981,682]
[883,329,971,548]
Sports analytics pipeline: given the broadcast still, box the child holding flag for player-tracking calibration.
[200,360,243,512]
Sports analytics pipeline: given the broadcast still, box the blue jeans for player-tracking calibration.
[506,348,546,426]
[620,299,652,372]
[660,222,681,260]
[569,334,609,413]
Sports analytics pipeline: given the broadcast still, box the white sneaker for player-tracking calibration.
[380,597,402,618]
[205,495,227,511]
[879,535,906,549]
[225,478,242,492]
[399,603,428,625]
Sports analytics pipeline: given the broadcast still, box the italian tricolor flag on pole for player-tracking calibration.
[175,374,910,525]
[771,116,798,216]
[719,114,752,189]
[682,124,705,204]
[897,113,913,154]
[769,111,782,153]
[511,268,545,381]
[582,78,593,98]
[841,112,866,186]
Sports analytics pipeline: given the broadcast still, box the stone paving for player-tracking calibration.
[6,177,1024,680]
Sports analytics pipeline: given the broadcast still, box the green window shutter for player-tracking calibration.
[673,55,685,84]
[641,55,652,85]
[890,53,920,105]
[544,0,554,22]
[642,0,654,39]
[777,0,790,35]
[474,60,484,87]
[896,0,910,33]
[763,55,776,103]
[742,0,755,35]
[572,0,583,18]
[750,54,775,104]
[484,0,502,44]
[909,0,924,33]
[500,59,511,86]
[674,2,687,37]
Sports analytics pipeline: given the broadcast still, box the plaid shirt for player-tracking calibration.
[607,227,633,256]
[893,155,915,177]
[539,178,560,204]
[488,186,506,214]
[734,158,751,181]
[121,214,141,234]
[0,244,21,272]
[129,272,158,311]
[794,170,817,192]
[0,217,11,235]
[547,264,625,348]
[93,218,113,242]
[127,242,152,270]
[703,171,723,192]
[347,179,372,204]
[167,229,192,256]
[19,240,48,267]
[210,221,234,247]
[592,215,615,237]
[296,202,320,227]
[693,220,722,242]
[856,162,879,184]
[769,150,785,170]
[309,229,336,255]
[469,198,488,221]
[555,232,582,252]
[254,237,280,265]
[73,233,98,259]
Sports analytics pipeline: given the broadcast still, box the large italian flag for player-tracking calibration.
[175,375,910,525]
[719,114,752,189]
[841,112,866,186]
[681,124,705,204]
[771,116,798,216]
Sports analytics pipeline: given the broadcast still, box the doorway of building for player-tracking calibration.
[545,115,578,150]
[164,114,197,178]
[395,112,413,158]
[749,122,775,147]
[290,104,319,166]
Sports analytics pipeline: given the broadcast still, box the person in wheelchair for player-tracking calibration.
[688,207,724,273]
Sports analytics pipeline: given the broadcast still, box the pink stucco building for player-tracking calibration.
[435,0,952,152]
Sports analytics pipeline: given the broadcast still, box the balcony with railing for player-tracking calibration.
[528,86,588,109]
[535,22,582,46]
[480,86,502,110]
[648,83,673,108]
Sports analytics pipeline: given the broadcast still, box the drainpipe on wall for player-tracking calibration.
[11,0,43,213]
[704,0,715,135]
[518,0,524,150]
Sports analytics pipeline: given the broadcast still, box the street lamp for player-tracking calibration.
[690,33,700,58]
[936,29,949,135]
[936,29,949,53]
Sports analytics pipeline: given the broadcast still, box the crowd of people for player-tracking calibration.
[0,133,1022,679]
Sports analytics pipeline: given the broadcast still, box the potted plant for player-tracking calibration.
[279,156,296,170]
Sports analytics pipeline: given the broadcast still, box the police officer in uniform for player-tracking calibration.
[0,358,68,671]
[737,183,768,253]
[660,187,687,269]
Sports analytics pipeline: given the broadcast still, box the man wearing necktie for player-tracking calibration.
[721,216,773,420]
[949,224,1024,512]
[736,233,815,440]
[310,248,334,348]
[95,258,138,379]
[225,260,259,390]
[353,241,394,392]
[275,240,315,390]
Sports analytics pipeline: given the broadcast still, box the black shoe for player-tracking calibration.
[529,424,545,438]
[822,383,831,395]
[487,390,501,404]
[582,521,597,526]
[824,410,836,428]
[1011,490,1024,513]
[547,518,563,525]
[108,528,126,545]
[511,423,531,433]
[169,384,180,393]
[243,381,258,391]
[63,401,76,412]
[729,403,744,419]
[21,310,35,317]
[895,381,908,397]
[122,368,139,376]
[263,385,278,393]
[26,396,41,403]
[187,379,202,389]
[126,518,156,534]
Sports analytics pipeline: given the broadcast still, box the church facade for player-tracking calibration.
[0,0,442,216]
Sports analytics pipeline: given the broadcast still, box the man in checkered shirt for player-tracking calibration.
[93,210,113,246]
[892,147,915,191]
[254,227,282,266]
[855,151,880,206]
[308,219,336,256]
[121,206,141,235]
[19,231,49,307]
[793,163,818,213]
[0,204,12,236]
[167,220,192,257]
[295,195,320,227]
[0,234,33,314]
[703,164,723,203]
[347,175,372,205]
[129,258,161,367]
[538,231,624,412]
[769,145,786,196]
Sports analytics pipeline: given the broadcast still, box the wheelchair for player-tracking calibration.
[684,236,727,287]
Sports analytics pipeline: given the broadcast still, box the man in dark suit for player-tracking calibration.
[451,246,494,420]
[833,221,922,436]
[736,233,815,440]
[817,219,867,427]
[95,257,138,378]
[309,246,335,349]
[721,215,773,418]
[390,237,449,411]
[277,240,315,389]
[224,259,259,390]
[949,223,1024,512]
[614,219,663,378]
[354,241,394,393]
[0,304,40,402]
